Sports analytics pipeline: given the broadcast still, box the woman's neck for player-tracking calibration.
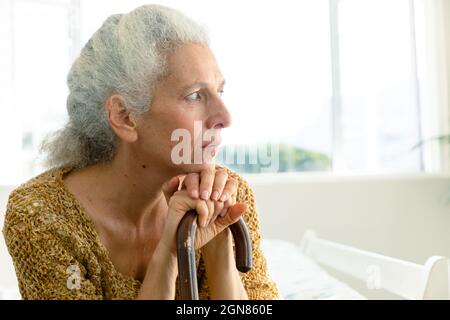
[68,153,174,228]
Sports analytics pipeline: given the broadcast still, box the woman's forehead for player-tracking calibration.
[165,44,223,87]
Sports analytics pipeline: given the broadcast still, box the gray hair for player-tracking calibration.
[40,4,209,169]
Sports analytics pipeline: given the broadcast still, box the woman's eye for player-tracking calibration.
[186,92,201,101]
[218,90,224,97]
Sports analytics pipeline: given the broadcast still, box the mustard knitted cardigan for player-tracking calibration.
[2,165,279,300]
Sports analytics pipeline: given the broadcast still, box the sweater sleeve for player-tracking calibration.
[2,191,103,300]
[197,166,280,300]
[234,174,280,300]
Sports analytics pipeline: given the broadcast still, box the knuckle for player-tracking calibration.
[167,194,180,208]
[215,201,224,210]
[224,177,236,187]
[216,169,228,177]
[185,173,199,183]
[201,169,213,179]
[171,190,183,198]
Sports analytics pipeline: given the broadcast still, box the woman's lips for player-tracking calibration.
[202,137,221,148]
[202,142,220,158]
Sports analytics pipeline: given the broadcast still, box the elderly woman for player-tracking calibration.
[2,5,279,300]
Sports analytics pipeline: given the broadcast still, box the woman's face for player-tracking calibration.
[135,43,232,174]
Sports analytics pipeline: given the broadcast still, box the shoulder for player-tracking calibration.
[2,166,72,237]
[2,166,95,268]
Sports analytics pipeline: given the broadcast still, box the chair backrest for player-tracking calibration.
[300,230,450,300]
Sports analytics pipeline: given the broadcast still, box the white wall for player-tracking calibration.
[245,172,450,299]
[1,173,450,299]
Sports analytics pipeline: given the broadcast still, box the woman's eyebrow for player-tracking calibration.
[181,79,226,91]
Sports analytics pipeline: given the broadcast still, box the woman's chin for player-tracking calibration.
[175,160,217,174]
[169,147,219,173]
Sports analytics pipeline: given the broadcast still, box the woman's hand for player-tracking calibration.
[181,166,239,223]
[162,166,240,226]
[160,166,246,253]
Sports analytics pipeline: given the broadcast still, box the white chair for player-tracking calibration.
[300,230,450,300]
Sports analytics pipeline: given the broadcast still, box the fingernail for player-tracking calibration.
[201,190,209,200]
[220,192,228,202]
[191,190,199,198]
[212,191,219,200]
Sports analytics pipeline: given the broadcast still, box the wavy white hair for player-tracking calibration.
[40,4,209,169]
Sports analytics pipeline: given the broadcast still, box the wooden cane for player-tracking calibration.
[176,209,252,299]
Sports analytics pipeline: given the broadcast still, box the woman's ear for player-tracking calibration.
[105,94,138,143]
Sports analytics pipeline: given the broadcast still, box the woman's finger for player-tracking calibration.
[162,175,182,204]
[211,169,228,201]
[195,200,210,228]
[209,200,225,225]
[217,203,247,227]
[219,178,238,202]
[182,173,200,199]
[224,194,236,208]
[218,206,228,217]
[204,199,215,227]
[199,166,215,200]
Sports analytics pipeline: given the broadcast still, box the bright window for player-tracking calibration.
[334,0,423,173]
[0,0,447,184]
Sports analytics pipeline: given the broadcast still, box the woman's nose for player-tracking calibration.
[205,96,232,130]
